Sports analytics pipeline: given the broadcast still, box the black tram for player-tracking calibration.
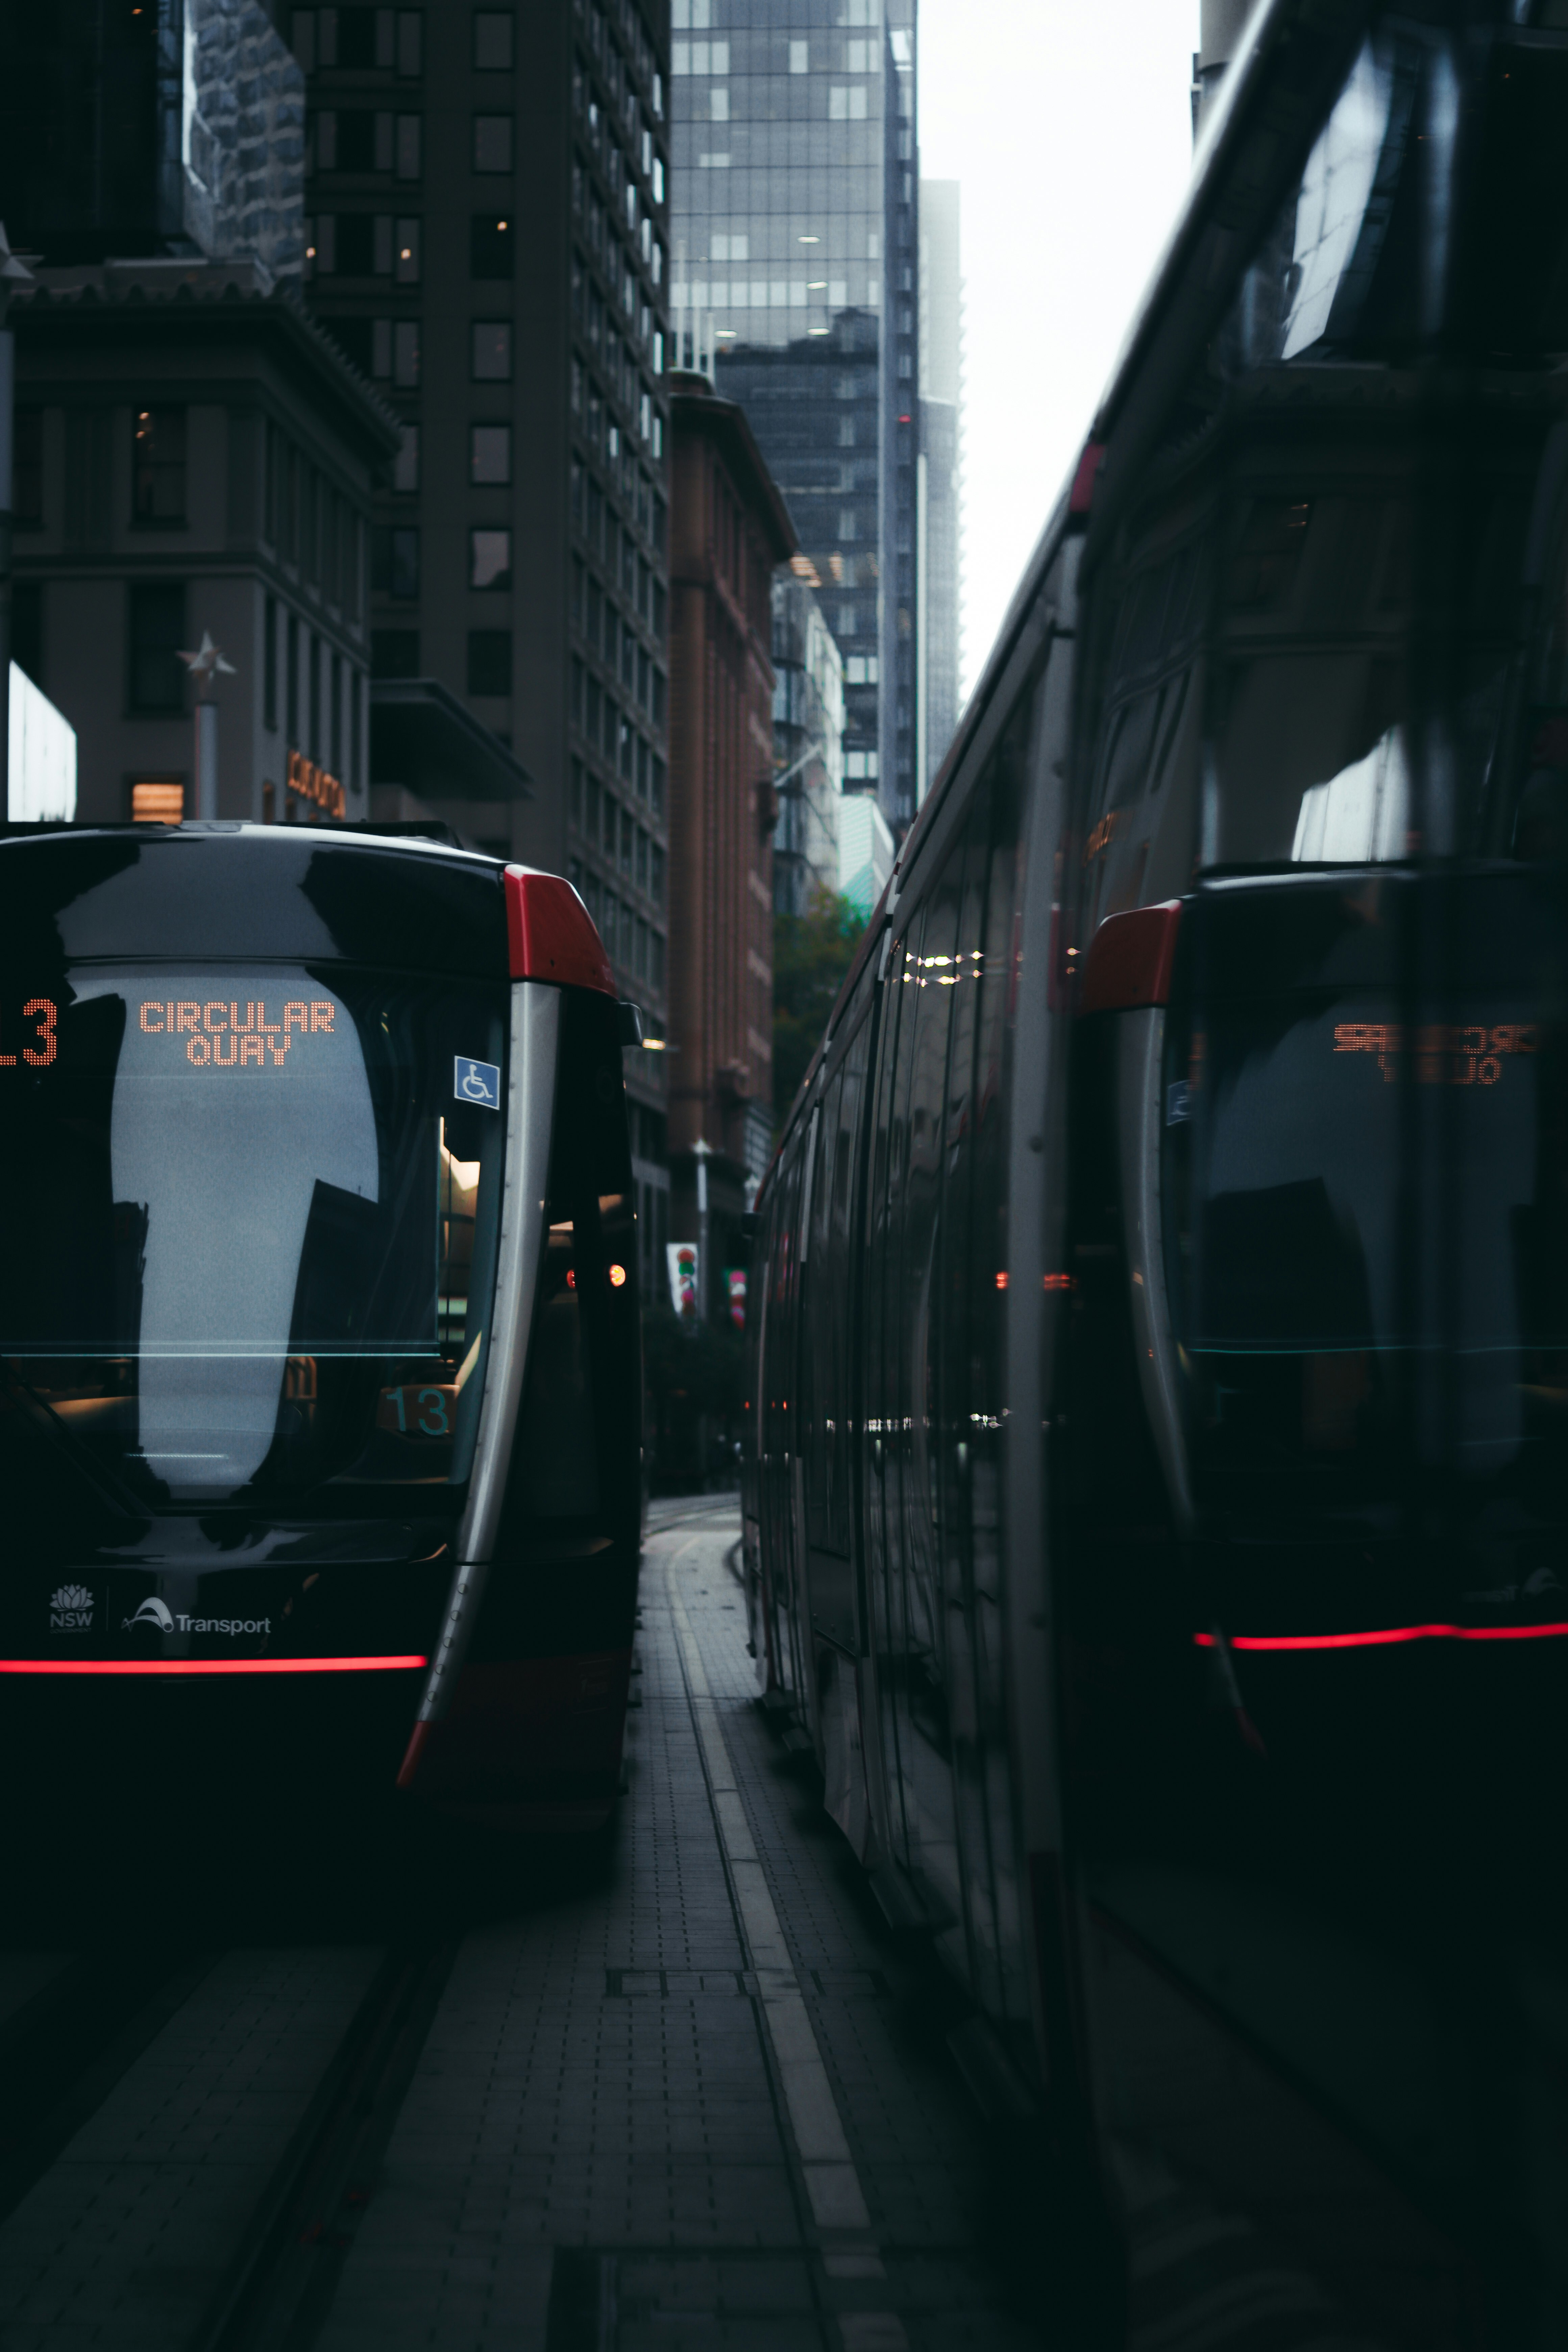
[746,2,1568,2338]
[0,827,641,1827]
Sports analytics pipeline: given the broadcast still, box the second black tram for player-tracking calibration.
[746,3,1568,2341]
[0,827,641,1825]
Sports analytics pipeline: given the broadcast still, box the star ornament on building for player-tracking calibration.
[177,631,237,686]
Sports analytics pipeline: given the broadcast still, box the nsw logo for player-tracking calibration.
[123,1596,175,1634]
[49,1583,94,1631]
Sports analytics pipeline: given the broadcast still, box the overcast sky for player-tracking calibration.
[920,2,1201,700]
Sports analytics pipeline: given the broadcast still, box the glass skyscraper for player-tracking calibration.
[669,1,921,832]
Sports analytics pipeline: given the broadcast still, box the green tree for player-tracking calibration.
[773,884,866,1122]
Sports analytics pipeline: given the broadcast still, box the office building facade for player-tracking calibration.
[668,0,921,832]
[771,570,843,915]
[918,176,961,800]
[294,0,675,1179]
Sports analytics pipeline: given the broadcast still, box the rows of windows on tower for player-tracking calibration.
[296,0,673,1012]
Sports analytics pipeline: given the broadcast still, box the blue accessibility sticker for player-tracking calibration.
[454,1055,501,1109]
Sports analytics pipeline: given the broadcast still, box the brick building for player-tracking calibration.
[666,372,794,1311]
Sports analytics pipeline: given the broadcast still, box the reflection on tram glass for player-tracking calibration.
[1331,1020,1539,1085]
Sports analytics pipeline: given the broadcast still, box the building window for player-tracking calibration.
[471,320,512,379]
[470,213,515,278]
[470,424,511,485]
[473,11,513,69]
[395,116,422,178]
[12,581,41,685]
[395,218,421,281]
[469,528,512,590]
[473,115,513,172]
[287,613,300,739]
[131,779,185,823]
[789,38,808,71]
[394,321,420,386]
[397,11,422,75]
[334,215,375,274]
[373,628,420,678]
[394,423,420,493]
[13,410,41,528]
[132,408,187,524]
[467,629,512,695]
[264,596,278,729]
[372,526,421,599]
[127,582,186,712]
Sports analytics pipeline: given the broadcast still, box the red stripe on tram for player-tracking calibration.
[1194,1624,1568,1654]
[0,1655,428,1676]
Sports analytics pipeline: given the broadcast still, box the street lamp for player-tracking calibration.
[692,1136,712,1325]
[177,630,236,820]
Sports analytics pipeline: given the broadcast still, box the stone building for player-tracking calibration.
[10,260,400,827]
[667,372,794,1308]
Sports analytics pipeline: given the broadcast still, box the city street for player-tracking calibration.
[0,1503,1043,2352]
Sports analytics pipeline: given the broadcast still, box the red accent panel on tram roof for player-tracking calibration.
[1069,440,1105,515]
[504,866,616,996]
[0,1655,428,1675]
[1194,1624,1568,1653]
[1079,901,1181,1013]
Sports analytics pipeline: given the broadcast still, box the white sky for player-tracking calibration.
[920,2,1202,700]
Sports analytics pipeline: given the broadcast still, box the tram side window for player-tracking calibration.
[882,851,966,1922]
[802,1018,869,1646]
[803,1065,841,1553]
[508,990,637,1525]
[1080,538,1204,928]
[864,920,922,1877]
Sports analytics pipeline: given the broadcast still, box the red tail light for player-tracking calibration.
[504,866,617,995]
[1078,901,1181,1013]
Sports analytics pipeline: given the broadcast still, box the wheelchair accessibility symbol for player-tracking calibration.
[454,1055,501,1110]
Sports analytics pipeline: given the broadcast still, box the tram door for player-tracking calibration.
[758,1135,807,1707]
[866,908,954,1923]
[799,1021,869,1659]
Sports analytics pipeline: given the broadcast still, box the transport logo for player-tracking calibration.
[49,1584,93,1630]
[124,1596,175,1633]
[118,1596,271,1637]
[454,1055,500,1109]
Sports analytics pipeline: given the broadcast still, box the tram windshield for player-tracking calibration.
[0,963,510,1503]
[1162,872,1568,1550]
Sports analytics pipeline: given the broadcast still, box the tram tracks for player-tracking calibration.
[0,1933,457,2351]
[0,1942,220,2228]
[193,1936,458,2352]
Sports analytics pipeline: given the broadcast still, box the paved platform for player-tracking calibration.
[318,1507,1040,2351]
